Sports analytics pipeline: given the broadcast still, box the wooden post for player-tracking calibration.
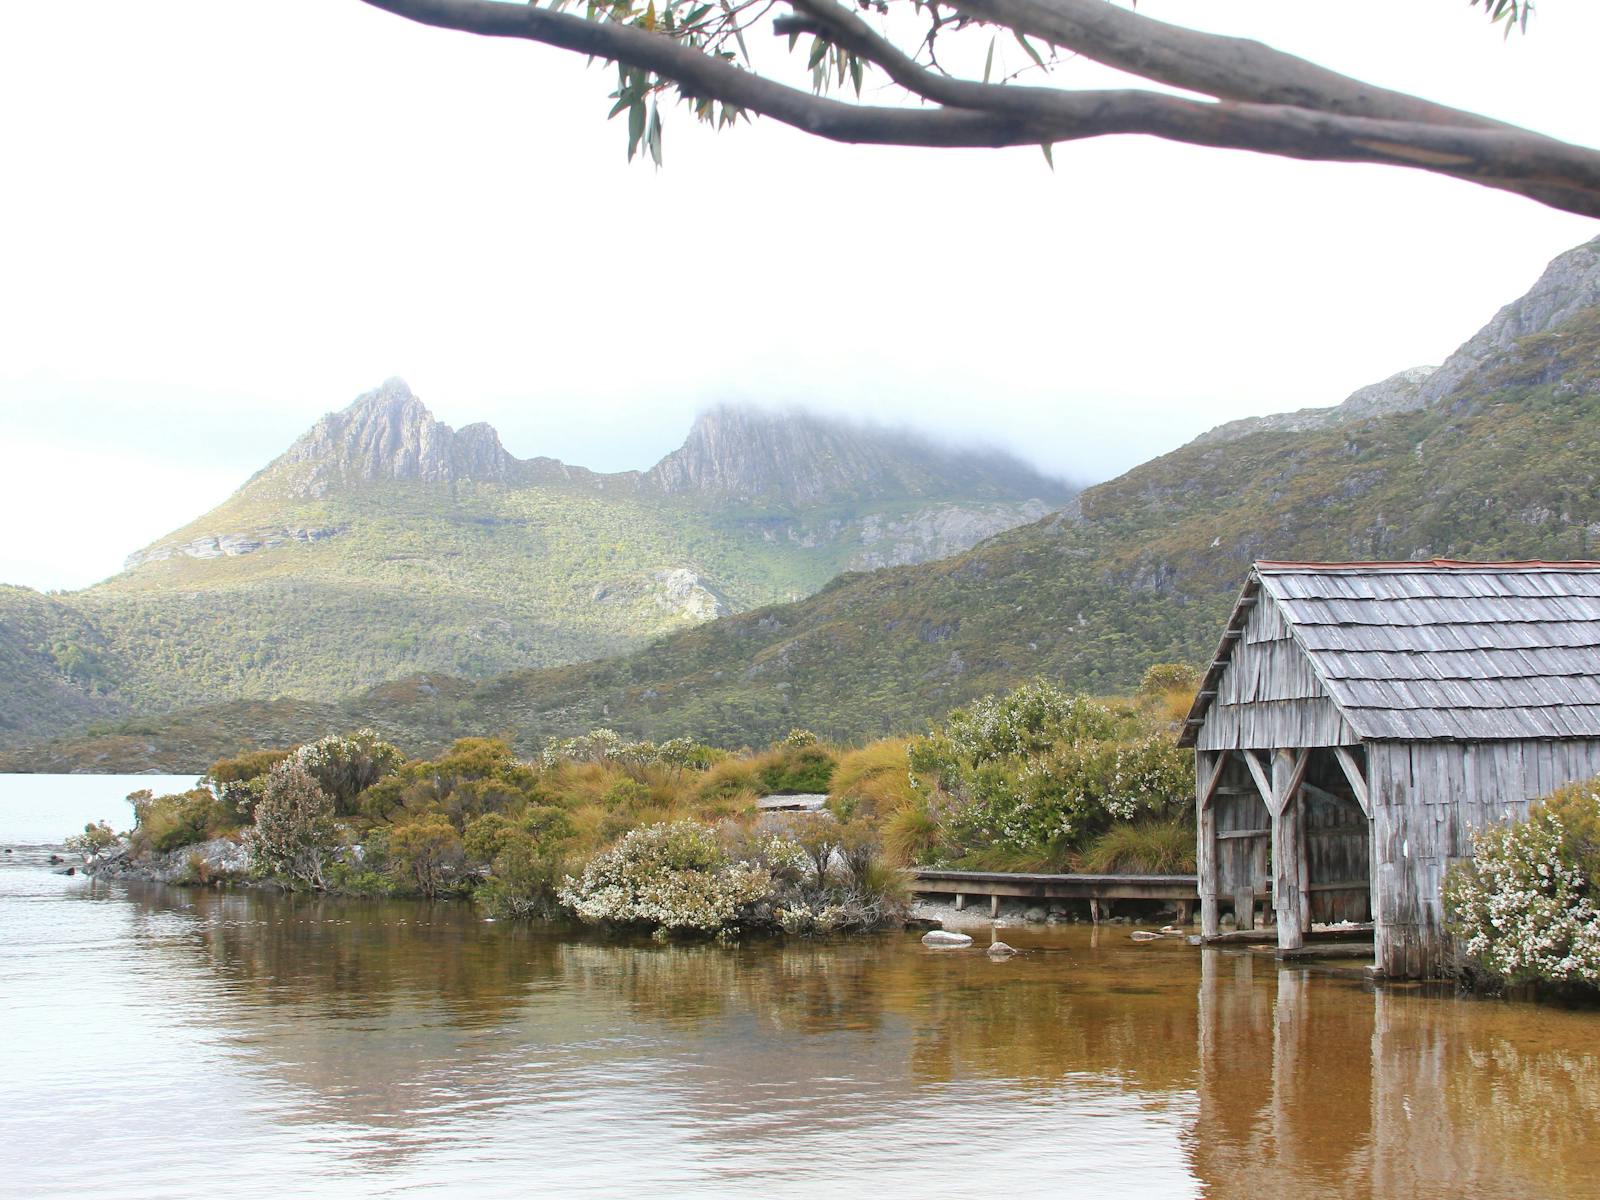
[1197,750,1221,937]
[990,893,1000,919]
[1089,898,1101,924]
[1271,749,1308,952]
[1295,793,1312,934]
[954,893,965,912]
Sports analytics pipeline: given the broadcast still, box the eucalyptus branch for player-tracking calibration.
[357,0,1600,217]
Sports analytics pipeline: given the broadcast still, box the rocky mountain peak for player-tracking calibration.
[257,379,516,498]
[1190,234,1600,449]
[1412,233,1600,407]
[646,405,1072,508]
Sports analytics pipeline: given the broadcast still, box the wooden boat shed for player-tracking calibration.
[1180,560,1600,978]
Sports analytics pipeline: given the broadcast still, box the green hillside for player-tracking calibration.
[9,236,1599,772]
[0,388,1068,748]
[16,295,1600,774]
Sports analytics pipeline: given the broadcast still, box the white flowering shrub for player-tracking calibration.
[540,729,721,774]
[1444,783,1600,991]
[558,822,774,934]
[293,729,404,814]
[908,680,1192,865]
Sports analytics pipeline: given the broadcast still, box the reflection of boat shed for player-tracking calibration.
[1180,561,1600,978]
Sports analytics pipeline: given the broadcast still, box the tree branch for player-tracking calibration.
[953,0,1510,130]
[356,0,1600,217]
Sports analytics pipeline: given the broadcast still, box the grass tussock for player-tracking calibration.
[1081,819,1197,875]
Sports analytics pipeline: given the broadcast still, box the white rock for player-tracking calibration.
[921,930,973,948]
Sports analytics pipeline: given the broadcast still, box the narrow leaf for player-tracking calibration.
[983,35,996,85]
[1015,31,1045,70]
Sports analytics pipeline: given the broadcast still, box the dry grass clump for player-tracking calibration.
[1081,819,1196,874]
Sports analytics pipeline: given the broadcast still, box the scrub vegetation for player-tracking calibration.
[14,305,1600,774]
[94,677,1196,935]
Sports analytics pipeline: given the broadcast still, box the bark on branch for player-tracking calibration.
[357,0,1600,218]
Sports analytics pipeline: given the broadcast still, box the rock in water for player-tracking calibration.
[1129,930,1163,942]
[921,930,973,948]
[987,941,1017,958]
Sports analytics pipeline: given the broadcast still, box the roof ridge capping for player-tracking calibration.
[1255,559,1600,572]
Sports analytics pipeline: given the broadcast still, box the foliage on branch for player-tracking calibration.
[357,0,1600,218]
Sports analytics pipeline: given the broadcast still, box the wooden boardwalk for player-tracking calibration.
[909,868,1199,922]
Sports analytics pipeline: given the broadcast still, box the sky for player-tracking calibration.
[2,0,1597,591]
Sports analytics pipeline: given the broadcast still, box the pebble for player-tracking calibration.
[921,929,973,948]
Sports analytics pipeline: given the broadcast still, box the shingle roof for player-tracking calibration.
[1184,561,1600,744]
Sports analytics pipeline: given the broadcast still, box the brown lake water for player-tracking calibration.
[3,846,1599,1196]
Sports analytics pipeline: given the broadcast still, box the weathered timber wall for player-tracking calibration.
[1197,595,1359,751]
[1368,737,1600,977]
[1211,754,1270,928]
[1302,750,1371,925]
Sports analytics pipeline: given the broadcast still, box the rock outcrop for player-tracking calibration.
[256,378,519,498]
[125,525,345,571]
[646,405,1074,508]
[1192,233,1600,448]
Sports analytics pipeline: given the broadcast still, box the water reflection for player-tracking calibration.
[8,871,1598,1198]
[1193,951,1600,1200]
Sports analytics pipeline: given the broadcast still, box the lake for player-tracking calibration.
[3,775,1599,1198]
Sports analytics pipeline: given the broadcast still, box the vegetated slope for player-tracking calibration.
[0,586,127,744]
[10,235,1599,772]
[0,386,1070,748]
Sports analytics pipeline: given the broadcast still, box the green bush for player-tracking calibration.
[389,815,465,899]
[293,729,404,815]
[245,761,339,890]
[1137,663,1199,698]
[1444,782,1600,991]
[128,787,237,855]
[475,808,576,919]
[908,680,1193,868]
[756,745,836,795]
[65,820,119,855]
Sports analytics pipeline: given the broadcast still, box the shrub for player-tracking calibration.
[128,787,237,855]
[65,820,118,856]
[1138,663,1200,698]
[390,815,465,899]
[755,745,836,795]
[542,729,722,776]
[909,680,1192,867]
[698,757,759,802]
[558,821,773,935]
[881,794,941,866]
[293,729,404,815]
[245,761,338,890]
[476,808,577,919]
[360,736,541,824]
[205,748,291,819]
[1444,783,1600,991]
[829,739,917,819]
[463,812,517,867]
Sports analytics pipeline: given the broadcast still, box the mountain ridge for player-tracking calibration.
[0,394,1073,748]
[11,234,1600,770]
[1191,234,1600,447]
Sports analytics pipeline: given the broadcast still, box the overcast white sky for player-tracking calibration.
[2,0,1597,591]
